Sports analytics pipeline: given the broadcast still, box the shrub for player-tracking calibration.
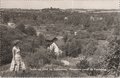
[2,14,10,24]
[92,31,107,40]
[63,34,68,43]
[36,34,46,46]
[25,26,36,36]
[76,30,90,39]
[15,23,25,33]
[87,56,105,69]
[82,39,98,56]
[104,43,120,75]
[76,59,89,69]
[1,39,12,65]
[20,36,38,54]
[0,25,26,65]
[4,28,25,42]
[20,35,47,55]
[64,39,82,57]
[24,47,52,68]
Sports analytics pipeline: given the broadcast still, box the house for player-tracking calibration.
[7,22,16,28]
[90,16,103,21]
[64,17,68,20]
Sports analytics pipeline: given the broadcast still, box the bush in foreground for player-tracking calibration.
[24,47,52,68]
[76,59,89,69]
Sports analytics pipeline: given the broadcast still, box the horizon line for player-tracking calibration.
[0,7,119,10]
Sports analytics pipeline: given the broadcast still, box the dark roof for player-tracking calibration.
[45,35,56,41]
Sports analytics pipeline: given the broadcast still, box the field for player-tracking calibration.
[0,8,120,77]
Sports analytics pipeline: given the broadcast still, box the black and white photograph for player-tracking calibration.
[0,0,120,77]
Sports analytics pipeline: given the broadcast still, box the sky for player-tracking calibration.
[0,0,119,9]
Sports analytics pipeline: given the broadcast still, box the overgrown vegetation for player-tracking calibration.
[0,8,120,77]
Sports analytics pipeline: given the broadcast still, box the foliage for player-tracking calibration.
[76,59,89,69]
[20,35,44,54]
[24,47,53,68]
[0,25,25,65]
[82,39,98,56]
[104,42,120,76]
[92,31,107,40]
[63,38,82,57]
[2,14,10,24]
[0,9,120,76]
[25,26,36,36]
[76,30,90,39]
[63,34,68,43]
[15,23,26,33]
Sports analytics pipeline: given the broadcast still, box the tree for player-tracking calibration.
[15,23,25,33]
[2,14,10,24]
[25,26,36,36]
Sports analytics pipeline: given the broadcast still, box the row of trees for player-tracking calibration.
[1,9,118,28]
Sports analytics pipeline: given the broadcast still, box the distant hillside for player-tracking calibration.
[66,9,120,13]
[0,8,120,13]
